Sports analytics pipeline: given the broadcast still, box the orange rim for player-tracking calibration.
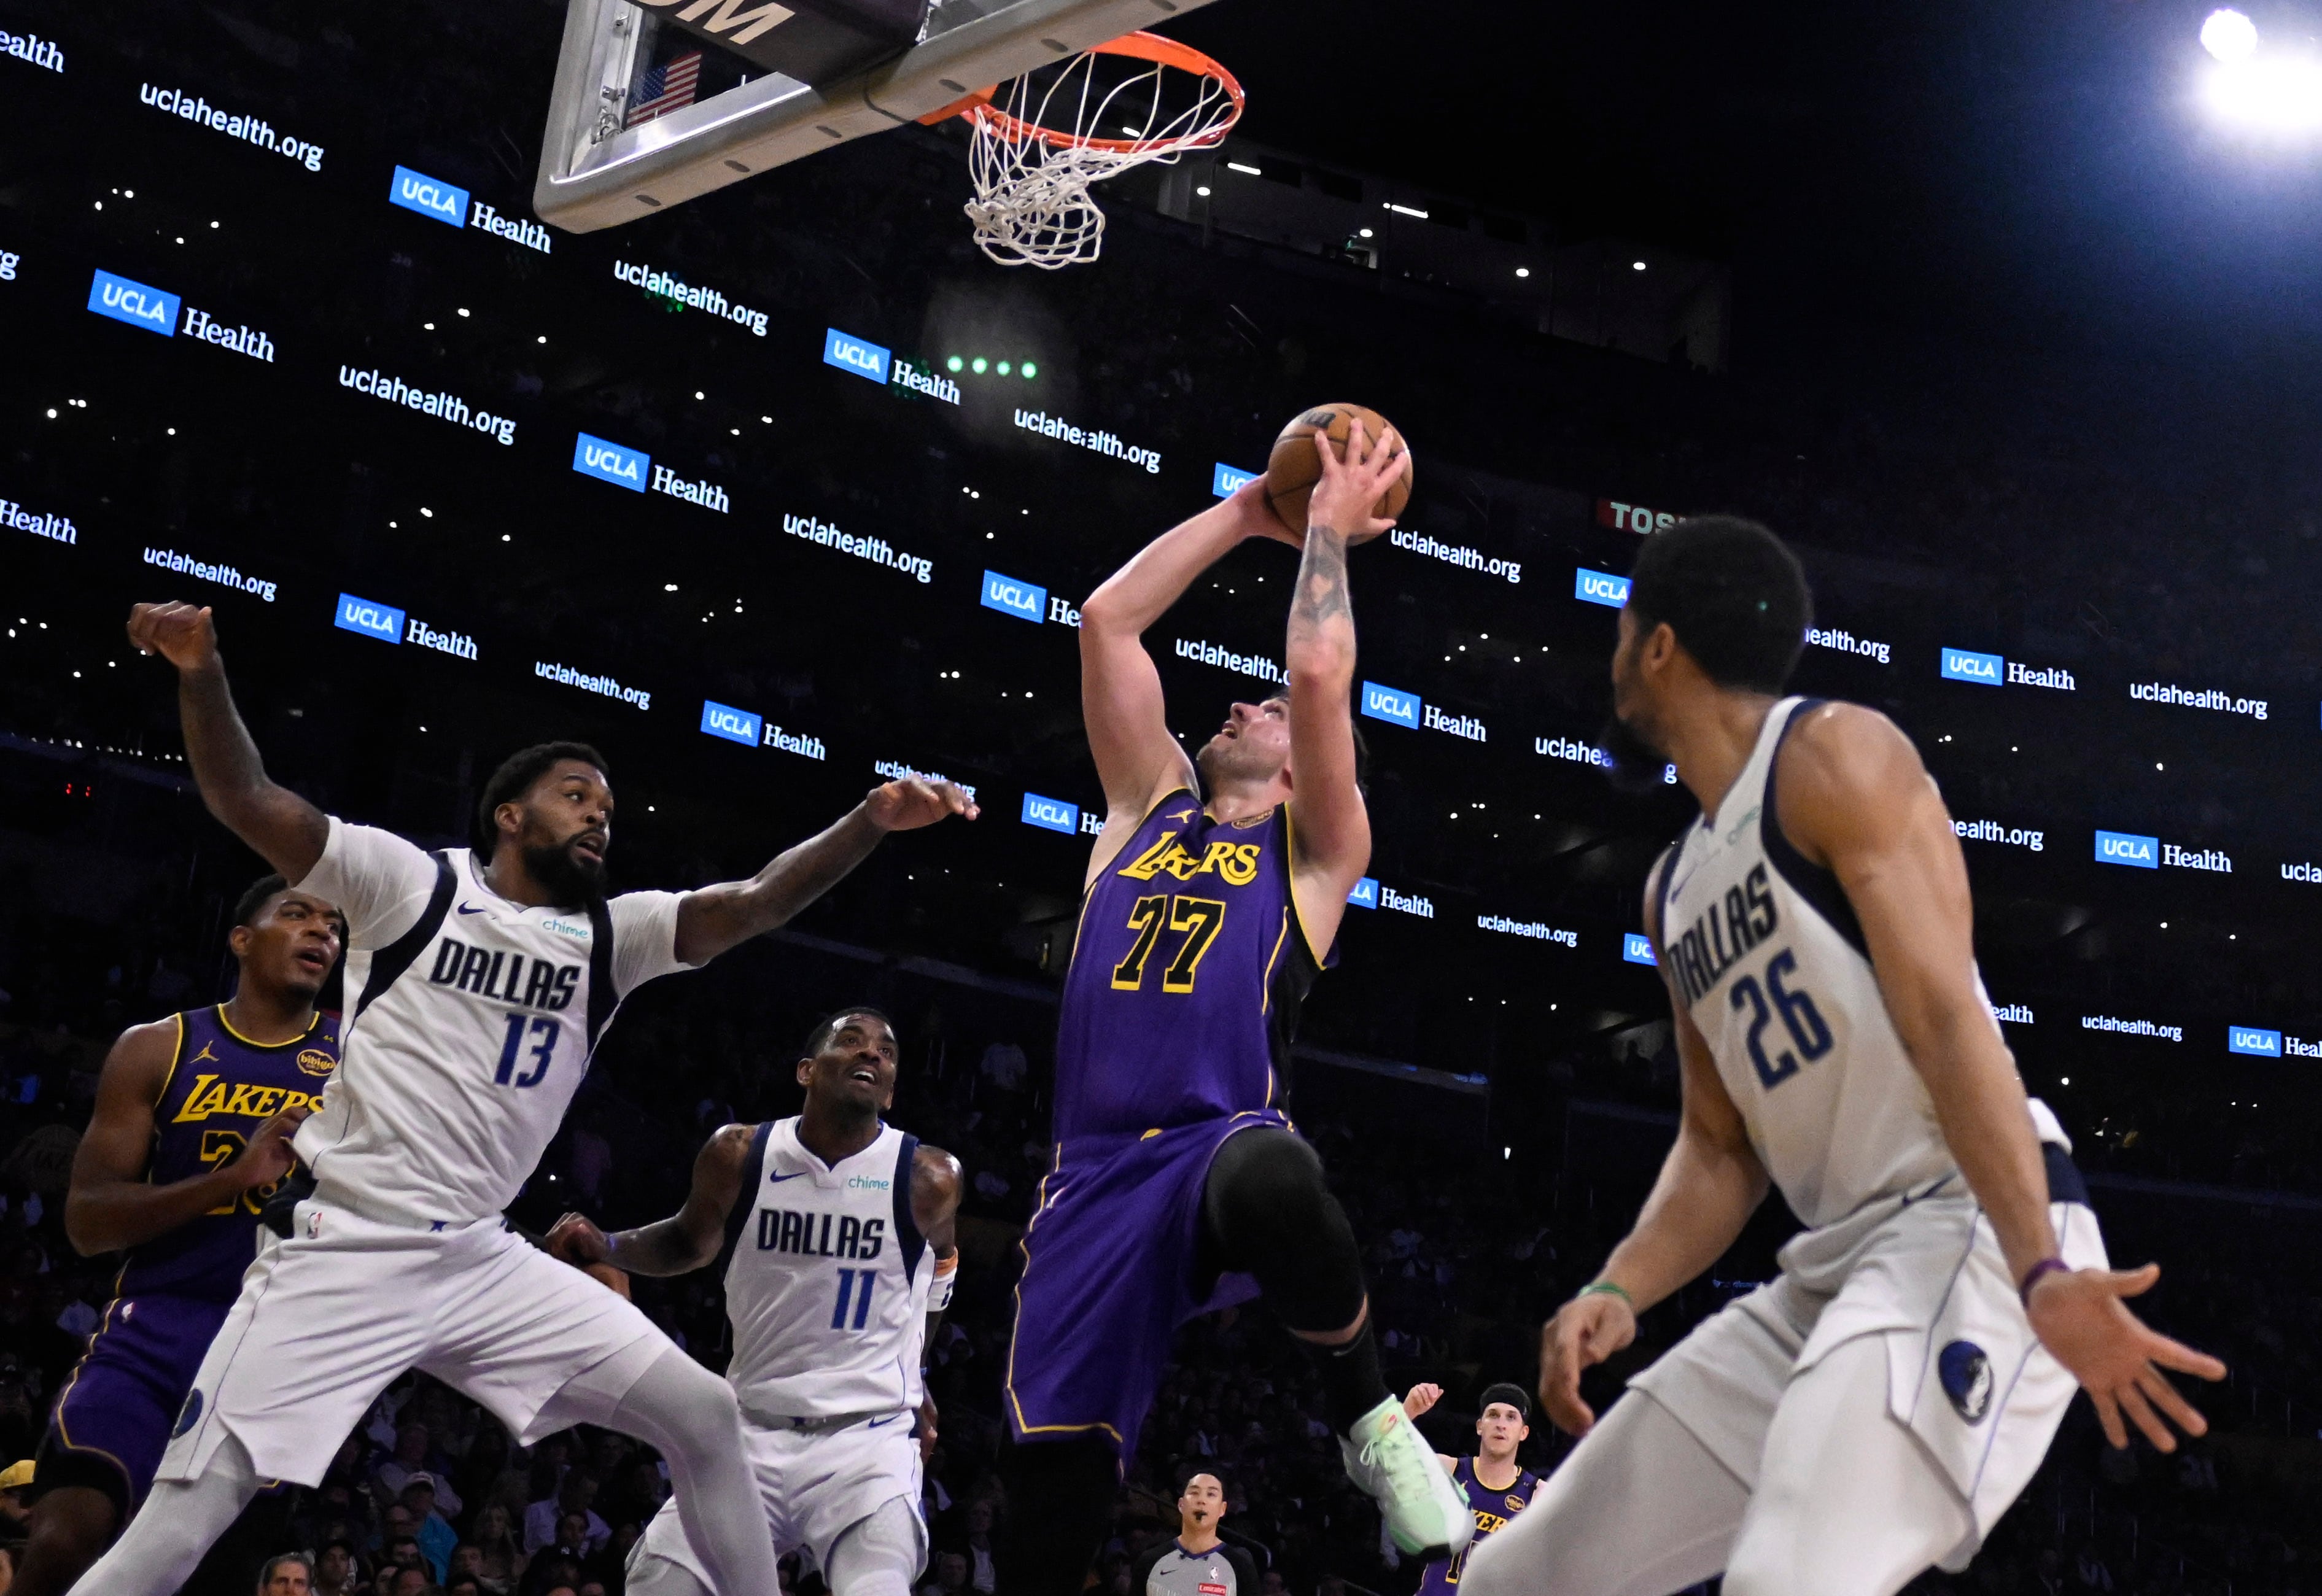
[917,31,1243,153]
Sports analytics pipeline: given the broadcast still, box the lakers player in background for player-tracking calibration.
[546,1008,961,1596]
[997,424,1470,1590]
[17,877,343,1596]
[74,600,976,1596]
[1462,518,2226,1596]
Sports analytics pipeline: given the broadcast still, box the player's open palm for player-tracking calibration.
[2027,1262,2226,1451]
[1306,419,1405,544]
[126,600,220,671]
[1538,1290,1638,1437]
[864,777,979,831]
[230,1104,309,1190]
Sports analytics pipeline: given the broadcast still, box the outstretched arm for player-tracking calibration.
[1284,425,1401,944]
[1536,853,1769,1435]
[674,778,976,966]
[66,1018,308,1255]
[1779,701,2224,1449]
[546,1122,755,1279]
[126,602,328,881]
[911,1144,964,1460]
[1079,481,1284,824]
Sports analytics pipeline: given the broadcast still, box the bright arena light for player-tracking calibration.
[2202,8,2258,63]
[2204,55,2322,131]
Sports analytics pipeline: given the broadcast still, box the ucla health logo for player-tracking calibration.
[388,165,468,228]
[333,593,404,643]
[1574,568,1630,608]
[1623,932,1658,966]
[699,700,761,746]
[2229,1025,2284,1058]
[823,327,891,384]
[87,268,179,336]
[980,570,1046,622]
[1213,462,1260,498]
[1020,792,1079,834]
[1940,647,2003,686]
[1361,681,1420,729]
[1346,877,1379,910]
[2094,829,2158,869]
[572,432,648,492]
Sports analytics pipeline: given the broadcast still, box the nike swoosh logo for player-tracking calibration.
[866,1413,903,1428]
[457,902,489,915]
[766,1170,808,1184]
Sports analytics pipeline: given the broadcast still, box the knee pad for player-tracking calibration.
[825,1497,926,1596]
[1201,1129,1363,1331]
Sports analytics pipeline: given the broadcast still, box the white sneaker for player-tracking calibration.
[1338,1396,1475,1559]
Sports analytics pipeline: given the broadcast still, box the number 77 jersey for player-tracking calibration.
[1653,697,1960,1229]
[1054,789,1332,1141]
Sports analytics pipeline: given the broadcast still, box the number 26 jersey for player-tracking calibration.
[1652,697,1960,1229]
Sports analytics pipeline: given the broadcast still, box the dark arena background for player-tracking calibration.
[7,1,2322,1592]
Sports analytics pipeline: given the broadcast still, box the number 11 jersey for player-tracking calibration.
[1055,789,1329,1141]
[1652,696,1960,1228]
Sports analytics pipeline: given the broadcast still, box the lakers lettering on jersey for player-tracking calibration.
[1654,697,1958,1228]
[720,1118,931,1419]
[289,818,693,1227]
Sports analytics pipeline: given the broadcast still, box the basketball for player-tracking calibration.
[1264,403,1413,542]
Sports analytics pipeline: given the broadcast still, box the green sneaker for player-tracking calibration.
[1338,1395,1475,1560]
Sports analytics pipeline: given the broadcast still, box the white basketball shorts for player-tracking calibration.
[159,1199,669,1486]
[630,1409,926,1581]
[1629,1188,2108,1571]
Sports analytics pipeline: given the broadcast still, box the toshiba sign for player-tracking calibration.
[1597,498,1678,535]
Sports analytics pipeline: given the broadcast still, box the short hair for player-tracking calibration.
[1176,1465,1228,1495]
[802,1007,896,1059]
[474,742,609,854]
[232,874,290,928]
[1478,1381,1532,1420]
[260,1551,315,1584]
[1626,516,1812,692]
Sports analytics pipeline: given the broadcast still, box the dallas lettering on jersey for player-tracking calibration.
[427,939,580,1011]
[756,1208,887,1260]
[1667,862,1778,1005]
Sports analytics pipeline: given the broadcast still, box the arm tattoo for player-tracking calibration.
[1291,528,1353,639]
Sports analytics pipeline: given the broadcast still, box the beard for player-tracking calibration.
[1597,710,1672,794]
[524,837,609,906]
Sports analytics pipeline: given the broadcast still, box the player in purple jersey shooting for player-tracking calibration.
[17,876,344,1596]
[997,423,1471,1589]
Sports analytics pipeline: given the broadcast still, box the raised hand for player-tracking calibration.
[864,777,979,832]
[1402,1382,1445,1420]
[2026,1262,2226,1451]
[126,601,220,672]
[1307,419,1407,546]
[1537,1289,1639,1436]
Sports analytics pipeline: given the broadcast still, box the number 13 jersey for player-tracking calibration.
[1652,697,1960,1228]
[1055,790,1329,1141]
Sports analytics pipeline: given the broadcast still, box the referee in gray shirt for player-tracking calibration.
[1131,1473,1262,1596]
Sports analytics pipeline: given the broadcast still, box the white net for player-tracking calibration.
[961,36,1241,269]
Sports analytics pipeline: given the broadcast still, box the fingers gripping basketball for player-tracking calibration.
[1264,403,1413,541]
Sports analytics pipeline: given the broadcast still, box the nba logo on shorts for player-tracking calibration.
[1939,1339,1992,1424]
[173,1388,204,1439]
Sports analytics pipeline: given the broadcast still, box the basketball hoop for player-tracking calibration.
[927,33,1243,269]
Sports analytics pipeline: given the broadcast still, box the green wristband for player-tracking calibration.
[1578,1280,1634,1309]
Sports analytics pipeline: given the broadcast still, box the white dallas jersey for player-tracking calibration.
[293,818,692,1226]
[1654,697,1964,1229]
[721,1117,933,1420]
